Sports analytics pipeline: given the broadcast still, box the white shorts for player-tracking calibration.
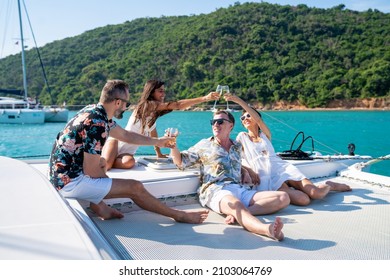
[207,183,256,213]
[59,174,112,204]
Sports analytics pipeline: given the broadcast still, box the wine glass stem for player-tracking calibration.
[213,99,217,109]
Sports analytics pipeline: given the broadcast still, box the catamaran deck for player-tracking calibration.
[6,156,390,260]
[90,167,390,260]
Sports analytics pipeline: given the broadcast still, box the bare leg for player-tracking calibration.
[288,179,330,200]
[101,139,135,170]
[113,154,136,169]
[105,178,208,224]
[278,183,310,206]
[90,201,124,220]
[325,180,351,192]
[247,190,290,216]
[225,190,289,225]
[220,195,284,241]
[101,139,118,171]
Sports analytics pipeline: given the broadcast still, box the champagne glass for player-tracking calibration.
[221,86,231,111]
[212,85,222,112]
[167,127,179,137]
[165,127,179,148]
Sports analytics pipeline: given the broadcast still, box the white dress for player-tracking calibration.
[117,111,156,155]
[236,131,306,191]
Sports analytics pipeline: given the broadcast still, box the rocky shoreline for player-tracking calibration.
[266,97,390,111]
[192,97,390,111]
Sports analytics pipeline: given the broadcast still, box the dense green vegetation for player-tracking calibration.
[0,2,389,108]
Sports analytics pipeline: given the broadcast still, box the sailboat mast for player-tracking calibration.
[17,0,28,101]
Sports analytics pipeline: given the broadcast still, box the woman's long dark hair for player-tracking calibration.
[134,79,172,133]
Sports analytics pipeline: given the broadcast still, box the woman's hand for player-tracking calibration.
[223,92,241,103]
[205,91,221,101]
[242,166,260,186]
[241,168,253,186]
[156,152,169,158]
[154,146,169,158]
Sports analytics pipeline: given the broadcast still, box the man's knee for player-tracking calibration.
[279,192,290,208]
[131,179,144,191]
[122,179,146,199]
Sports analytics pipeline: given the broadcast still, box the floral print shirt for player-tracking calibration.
[49,104,117,189]
[178,137,245,206]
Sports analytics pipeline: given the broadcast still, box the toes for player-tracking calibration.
[272,217,284,241]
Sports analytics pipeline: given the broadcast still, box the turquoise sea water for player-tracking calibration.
[0,110,389,176]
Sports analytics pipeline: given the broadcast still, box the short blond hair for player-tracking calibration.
[99,80,129,103]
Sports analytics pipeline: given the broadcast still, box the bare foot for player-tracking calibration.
[224,214,236,225]
[90,201,124,220]
[268,217,284,241]
[325,181,352,192]
[312,184,331,199]
[174,209,209,224]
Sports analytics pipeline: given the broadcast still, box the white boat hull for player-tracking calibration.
[284,155,373,178]
[0,156,118,259]
[43,107,69,122]
[0,108,45,124]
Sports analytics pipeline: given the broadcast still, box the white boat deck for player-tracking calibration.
[1,156,389,260]
[90,175,390,260]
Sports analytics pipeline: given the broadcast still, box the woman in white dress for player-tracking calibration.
[102,79,220,170]
[225,93,351,206]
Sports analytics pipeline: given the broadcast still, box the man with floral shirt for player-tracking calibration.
[170,110,288,240]
[49,79,208,224]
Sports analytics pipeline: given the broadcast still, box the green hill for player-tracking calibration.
[0,2,389,108]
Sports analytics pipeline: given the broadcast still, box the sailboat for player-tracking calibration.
[0,0,68,124]
[42,105,69,122]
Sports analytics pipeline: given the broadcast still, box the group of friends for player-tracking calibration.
[49,79,351,241]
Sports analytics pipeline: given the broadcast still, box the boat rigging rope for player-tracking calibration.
[11,153,390,161]
[350,154,390,168]
[11,152,158,159]
[22,0,54,103]
[260,111,342,155]
[0,1,13,58]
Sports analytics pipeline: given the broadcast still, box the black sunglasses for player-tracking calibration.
[240,113,251,121]
[115,98,131,109]
[210,118,232,126]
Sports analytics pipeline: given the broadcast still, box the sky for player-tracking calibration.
[1,0,389,58]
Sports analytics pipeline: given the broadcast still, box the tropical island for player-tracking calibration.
[0,2,389,110]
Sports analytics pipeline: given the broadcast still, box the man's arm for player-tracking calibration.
[83,152,108,178]
[110,125,174,148]
[156,92,220,111]
[170,145,182,166]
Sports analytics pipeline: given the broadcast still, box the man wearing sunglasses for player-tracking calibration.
[170,110,289,241]
[49,79,209,224]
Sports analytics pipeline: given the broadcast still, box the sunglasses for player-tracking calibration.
[240,113,251,121]
[210,118,232,126]
[115,98,131,109]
